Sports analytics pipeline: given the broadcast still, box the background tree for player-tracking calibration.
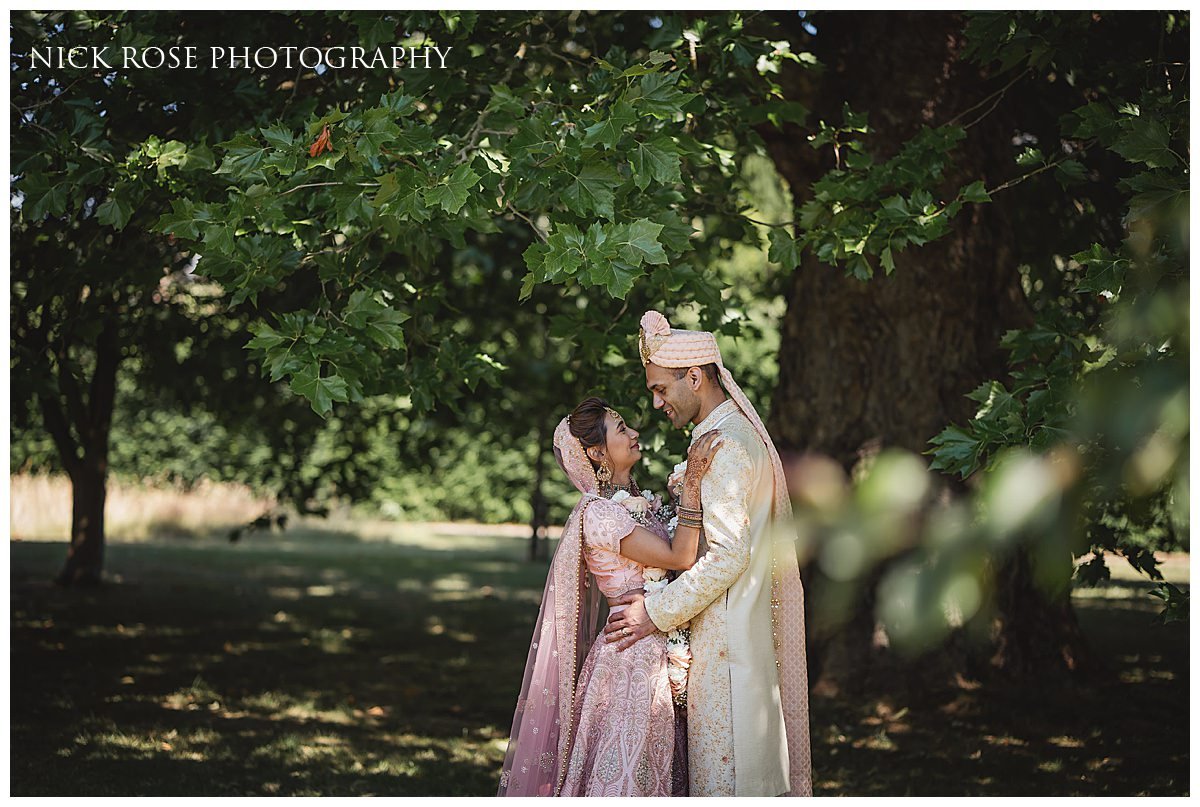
[757,11,1187,683]
[11,11,376,582]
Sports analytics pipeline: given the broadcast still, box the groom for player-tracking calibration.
[604,310,813,797]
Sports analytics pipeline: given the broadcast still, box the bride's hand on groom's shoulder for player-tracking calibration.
[683,431,723,487]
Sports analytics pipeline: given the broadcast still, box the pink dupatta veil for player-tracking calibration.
[497,417,604,796]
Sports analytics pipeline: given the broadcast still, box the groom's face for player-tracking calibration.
[645,363,700,430]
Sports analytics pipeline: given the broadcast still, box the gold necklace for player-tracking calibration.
[600,479,638,498]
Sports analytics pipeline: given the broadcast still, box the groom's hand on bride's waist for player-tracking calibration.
[603,593,655,651]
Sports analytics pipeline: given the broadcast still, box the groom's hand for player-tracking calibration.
[603,593,655,651]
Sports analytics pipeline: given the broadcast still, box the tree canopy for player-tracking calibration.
[11,11,1188,633]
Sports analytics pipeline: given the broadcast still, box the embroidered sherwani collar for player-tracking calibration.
[691,398,740,439]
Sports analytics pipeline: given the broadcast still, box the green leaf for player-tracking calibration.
[307,150,344,171]
[216,132,267,176]
[181,144,216,172]
[96,195,134,230]
[202,223,236,255]
[1015,146,1043,167]
[154,140,189,173]
[1112,117,1180,169]
[589,259,642,299]
[394,186,432,221]
[245,323,287,351]
[373,171,401,206]
[423,164,480,214]
[960,180,991,204]
[355,14,396,50]
[155,199,210,240]
[1054,159,1087,185]
[848,254,872,280]
[260,124,295,150]
[294,368,351,418]
[357,108,402,159]
[630,72,695,119]
[928,425,982,478]
[561,160,621,218]
[266,342,307,383]
[510,118,558,157]
[1072,244,1128,296]
[582,102,637,150]
[485,84,524,117]
[23,175,69,220]
[380,91,418,117]
[880,246,895,275]
[519,241,548,300]
[630,135,682,190]
[365,311,408,350]
[542,224,586,280]
[1063,102,1119,141]
[611,219,668,266]
[392,125,437,155]
[767,228,800,271]
[651,213,693,253]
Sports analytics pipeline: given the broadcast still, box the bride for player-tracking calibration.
[498,396,721,797]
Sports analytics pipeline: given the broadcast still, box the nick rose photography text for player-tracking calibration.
[27,45,453,71]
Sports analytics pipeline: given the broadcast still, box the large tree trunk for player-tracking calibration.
[762,11,1088,686]
[47,316,121,587]
[56,461,108,586]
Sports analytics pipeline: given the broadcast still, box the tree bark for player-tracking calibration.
[52,316,121,587]
[56,461,107,586]
[762,11,1088,685]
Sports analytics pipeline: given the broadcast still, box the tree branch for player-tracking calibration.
[508,204,548,243]
[943,68,1033,129]
[744,215,796,228]
[987,151,1081,195]
[87,315,121,459]
[37,387,83,480]
[279,181,380,196]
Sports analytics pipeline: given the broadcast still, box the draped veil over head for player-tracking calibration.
[498,417,605,796]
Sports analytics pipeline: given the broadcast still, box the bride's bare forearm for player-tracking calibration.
[667,481,703,569]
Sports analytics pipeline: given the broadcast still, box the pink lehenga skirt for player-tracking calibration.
[560,612,681,797]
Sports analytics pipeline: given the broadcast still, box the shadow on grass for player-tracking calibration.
[10,538,1189,796]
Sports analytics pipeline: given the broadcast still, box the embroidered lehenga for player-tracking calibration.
[498,417,684,797]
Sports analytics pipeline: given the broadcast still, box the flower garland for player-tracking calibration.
[643,567,691,708]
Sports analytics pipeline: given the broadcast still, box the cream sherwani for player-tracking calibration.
[645,399,790,797]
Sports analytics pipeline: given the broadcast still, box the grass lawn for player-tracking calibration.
[9,525,1190,796]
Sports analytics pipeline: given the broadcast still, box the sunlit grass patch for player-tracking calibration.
[10,473,274,542]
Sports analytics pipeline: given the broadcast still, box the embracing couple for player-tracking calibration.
[498,311,812,797]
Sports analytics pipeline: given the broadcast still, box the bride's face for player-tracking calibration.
[601,411,642,473]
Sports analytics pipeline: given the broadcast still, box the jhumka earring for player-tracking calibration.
[596,460,613,485]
